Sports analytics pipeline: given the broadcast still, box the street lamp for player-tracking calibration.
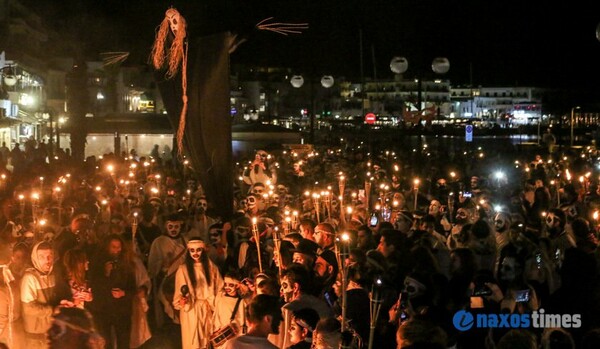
[570,106,581,148]
[57,116,66,150]
[0,64,17,101]
[0,65,17,87]
[290,74,335,144]
[389,56,450,115]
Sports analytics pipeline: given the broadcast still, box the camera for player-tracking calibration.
[463,192,472,198]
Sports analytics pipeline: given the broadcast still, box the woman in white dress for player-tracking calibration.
[173,238,223,349]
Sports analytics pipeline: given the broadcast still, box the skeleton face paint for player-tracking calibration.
[196,199,208,214]
[166,221,182,238]
[187,240,206,262]
[280,276,294,301]
[246,195,257,210]
[223,277,239,297]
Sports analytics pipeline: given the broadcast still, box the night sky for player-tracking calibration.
[25,0,600,90]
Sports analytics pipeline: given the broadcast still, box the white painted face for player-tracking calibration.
[166,220,182,238]
[223,277,239,297]
[196,199,208,214]
[166,8,182,35]
[187,241,206,262]
[246,195,257,210]
[280,275,294,299]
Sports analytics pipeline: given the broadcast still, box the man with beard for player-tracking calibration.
[427,200,451,238]
[313,223,336,252]
[147,213,188,327]
[313,249,339,308]
[187,196,219,241]
[447,207,473,250]
[291,239,319,270]
[20,241,57,349]
[88,234,136,349]
[544,209,576,271]
[493,212,512,250]
[224,294,283,349]
[173,237,223,349]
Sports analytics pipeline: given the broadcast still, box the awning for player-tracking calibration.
[17,110,39,124]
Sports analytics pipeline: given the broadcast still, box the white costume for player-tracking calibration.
[212,293,246,331]
[173,259,223,349]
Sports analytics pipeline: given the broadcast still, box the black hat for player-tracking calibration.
[317,249,339,274]
[165,212,184,222]
[291,238,319,257]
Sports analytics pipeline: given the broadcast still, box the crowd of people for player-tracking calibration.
[0,136,600,349]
